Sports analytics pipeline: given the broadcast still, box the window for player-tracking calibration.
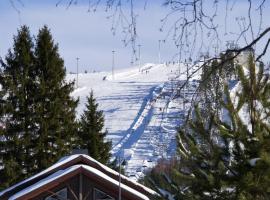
[93,188,115,200]
[45,188,67,200]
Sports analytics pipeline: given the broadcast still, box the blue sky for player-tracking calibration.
[0,0,175,72]
[0,0,269,72]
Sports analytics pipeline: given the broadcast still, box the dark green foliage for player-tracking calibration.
[33,26,78,172]
[175,106,233,200]
[78,90,111,164]
[110,158,126,175]
[0,26,36,189]
[146,54,270,199]
[0,26,78,189]
[144,158,182,200]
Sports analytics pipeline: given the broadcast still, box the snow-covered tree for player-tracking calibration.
[200,52,237,118]
[146,54,270,199]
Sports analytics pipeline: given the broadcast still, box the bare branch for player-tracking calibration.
[256,38,270,61]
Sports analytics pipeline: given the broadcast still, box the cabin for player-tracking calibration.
[0,154,156,200]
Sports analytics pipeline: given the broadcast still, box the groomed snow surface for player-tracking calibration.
[67,63,200,180]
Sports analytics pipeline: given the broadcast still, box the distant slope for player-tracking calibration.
[67,63,200,179]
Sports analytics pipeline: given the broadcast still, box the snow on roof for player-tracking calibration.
[0,154,156,197]
[79,154,157,195]
[9,164,150,200]
[9,165,79,200]
[82,165,150,200]
[58,154,156,195]
[0,154,79,197]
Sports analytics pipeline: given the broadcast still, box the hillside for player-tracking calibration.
[67,63,200,179]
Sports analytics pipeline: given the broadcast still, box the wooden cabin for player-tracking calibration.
[0,154,156,200]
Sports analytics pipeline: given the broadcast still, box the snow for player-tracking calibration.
[9,164,150,200]
[9,166,79,200]
[2,52,267,199]
[249,158,260,166]
[158,188,175,200]
[67,63,200,179]
[1,62,200,197]
[0,155,82,197]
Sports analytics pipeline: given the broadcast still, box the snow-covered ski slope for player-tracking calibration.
[67,63,200,179]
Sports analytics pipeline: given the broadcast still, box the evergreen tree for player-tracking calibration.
[0,71,9,191]
[0,26,36,188]
[33,26,78,172]
[0,26,79,189]
[78,90,111,164]
[146,54,270,199]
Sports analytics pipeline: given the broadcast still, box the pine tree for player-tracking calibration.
[33,26,78,172]
[78,90,111,164]
[0,26,36,188]
[146,54,270,199]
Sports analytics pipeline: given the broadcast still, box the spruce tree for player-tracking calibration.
[0,26,79,189]
[78,90,111,164]
[0,26,36,188]
[33,26,78,172]
[146,54,270,199]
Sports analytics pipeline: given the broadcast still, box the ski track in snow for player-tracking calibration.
[111,85,159,155]
[67,63,201,180]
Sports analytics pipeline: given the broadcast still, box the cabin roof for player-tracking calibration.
[0,154,156,199]
[9,164,149,200]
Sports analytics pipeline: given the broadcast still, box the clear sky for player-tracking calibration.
[0,0,177,73]
[0,0,269,73]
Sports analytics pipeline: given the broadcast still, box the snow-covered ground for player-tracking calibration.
[67,63,200,179]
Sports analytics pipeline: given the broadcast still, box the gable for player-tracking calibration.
[0,154,156,199]
[8,165,149,200]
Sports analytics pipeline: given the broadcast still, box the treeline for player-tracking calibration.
[145,53,270,199]
[0,26,111,190]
